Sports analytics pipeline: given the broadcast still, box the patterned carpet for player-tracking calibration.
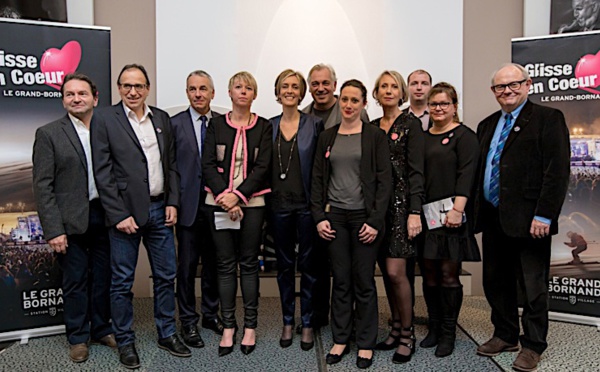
[0,296,598,371]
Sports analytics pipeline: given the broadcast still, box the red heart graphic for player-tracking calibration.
[575,50,600,95]
[40,40,82,90]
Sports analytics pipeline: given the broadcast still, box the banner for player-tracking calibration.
[0,19,111,340]
[513,31,600,323]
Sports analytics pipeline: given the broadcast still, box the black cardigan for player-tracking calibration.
[310,122,392,231]
[202,114,272,204]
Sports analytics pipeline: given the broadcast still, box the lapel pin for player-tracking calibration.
[449,132,454,138]
[156,127,162,133]
[390,133,399,141]
[325,146,331,159]
[442,138,450,145]
[514,126,520,132]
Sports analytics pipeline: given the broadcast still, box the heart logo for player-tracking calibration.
[40,40,82,90]
[575,50,600,95]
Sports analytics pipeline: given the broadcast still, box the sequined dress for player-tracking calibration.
[372,113,424,258]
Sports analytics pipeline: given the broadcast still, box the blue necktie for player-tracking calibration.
[200,115,208,152]
[489,113,512,207]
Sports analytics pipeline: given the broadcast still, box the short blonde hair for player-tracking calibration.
[372,70,408,106]
[228,71,258,97]
[274,69,307,104]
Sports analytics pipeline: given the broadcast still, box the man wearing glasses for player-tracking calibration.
[473,63,570,372]
[92,64,190,369]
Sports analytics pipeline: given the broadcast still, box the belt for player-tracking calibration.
[150,193,164,202]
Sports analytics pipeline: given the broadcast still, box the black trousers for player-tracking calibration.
[175,204,220,327]
[208,206,265,329]
[327,207,379,349]
[270,207,317,327]
[58,199,112,345]
[482,205,551,355]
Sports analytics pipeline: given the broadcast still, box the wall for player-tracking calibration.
[92,0,528,296]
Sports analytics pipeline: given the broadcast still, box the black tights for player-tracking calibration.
[421,258,461,288]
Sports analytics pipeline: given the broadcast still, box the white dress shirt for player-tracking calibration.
[68,113,99,201]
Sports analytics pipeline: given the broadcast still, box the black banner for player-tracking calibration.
[513,31,600,318]
[0,19,111,336]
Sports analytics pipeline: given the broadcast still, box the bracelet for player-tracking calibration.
[452,207,464,214]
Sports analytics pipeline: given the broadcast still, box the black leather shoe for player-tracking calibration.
[119,343,141,369]
[158,335,191,357]
[202,317,224,335]
[326,345,349,365]
[218,345,234,357]
[181,325,205,348]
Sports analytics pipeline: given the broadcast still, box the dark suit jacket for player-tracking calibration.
[473,100,570,237]
[32,115,92,240]
[91,103,180,227]
[311,122,392,231]
[171,108,221,227]
[202,114,272,204]
[270,112,324,205]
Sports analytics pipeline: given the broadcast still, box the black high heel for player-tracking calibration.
[218,328,237,357]
[375,320,402,350]
[392,326,415,364]
[240,328,256,355]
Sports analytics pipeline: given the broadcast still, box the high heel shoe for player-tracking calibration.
[326,345,349,365]
[218,328,237,357]
[375,320,402,350]
[392,326,415,364]
[280,325,293,348]
[300,327,314,351]
[240,328,256,355]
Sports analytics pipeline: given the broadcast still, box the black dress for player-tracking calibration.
[422,124,480,262]
[372,113,425,258]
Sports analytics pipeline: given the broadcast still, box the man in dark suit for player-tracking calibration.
[171,70,223,348]
[474,63,570,372]
[33,73,115,363]
[91,64,190,369]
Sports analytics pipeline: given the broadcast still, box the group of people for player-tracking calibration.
[32,61,570,372]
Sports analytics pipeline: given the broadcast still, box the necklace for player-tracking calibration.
[277,128,297,180]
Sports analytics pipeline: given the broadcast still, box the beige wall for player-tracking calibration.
[94,0,526,297]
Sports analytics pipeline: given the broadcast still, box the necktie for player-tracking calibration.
[200,115,208,150]
[489,113,512,207]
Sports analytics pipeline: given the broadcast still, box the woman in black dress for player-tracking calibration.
[371,71,424,364]
[420,82,479,357]
[269,69,323,350]
[202,71,272,357]
[311,79,392,369]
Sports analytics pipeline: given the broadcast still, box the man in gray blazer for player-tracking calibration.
[32,73,115,363]
[91,64,190,369]
[171,70,222,347]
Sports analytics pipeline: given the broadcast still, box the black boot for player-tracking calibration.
[420,286,441,348]
[435,286,463,358]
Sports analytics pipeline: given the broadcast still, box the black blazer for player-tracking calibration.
[270,112,324,205]
[473,100,570,237]
[202,114,272,204]
[311,122,392,231]
[171,108,222,227]
[32,115,92,240]
[91,103,180,227]
[402,107,432,131]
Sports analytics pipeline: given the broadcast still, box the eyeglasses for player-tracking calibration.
[428,102,451,110]
[119,83,148,92]
[491,79,526,93]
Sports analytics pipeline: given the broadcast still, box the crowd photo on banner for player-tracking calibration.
[1,6,600,372]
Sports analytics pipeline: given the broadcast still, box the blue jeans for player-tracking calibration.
[109,200,177,346]
[59,199,112,345]
[270,207,317,327]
